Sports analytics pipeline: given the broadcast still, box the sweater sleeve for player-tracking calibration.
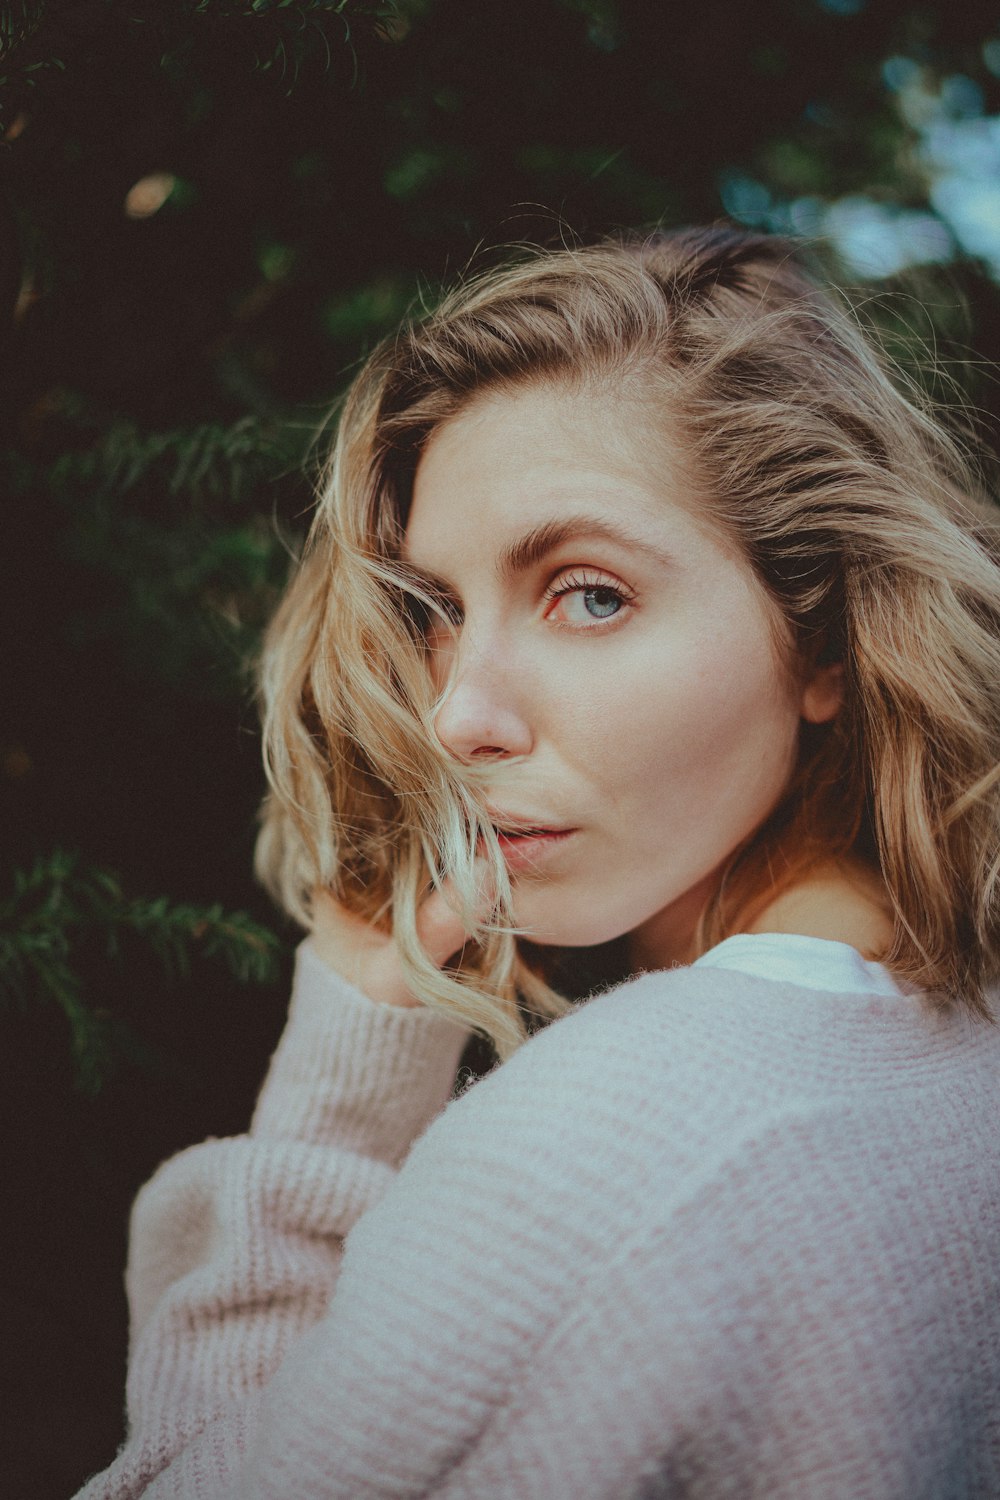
[76,958,1000,1500]
[73,974,701,1500]
[75,951,674,1500]
[74,939,472,1500]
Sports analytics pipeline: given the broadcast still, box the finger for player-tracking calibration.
[417,860,497,968]
[310,887,383,949]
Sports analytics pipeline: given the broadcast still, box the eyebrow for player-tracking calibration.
[403,513,675,594]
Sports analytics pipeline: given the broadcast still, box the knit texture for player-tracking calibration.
[75,938,1000,1499]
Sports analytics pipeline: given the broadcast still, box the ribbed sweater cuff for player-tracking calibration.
[250,939,473,1165]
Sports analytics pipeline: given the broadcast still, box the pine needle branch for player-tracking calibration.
[0,850,284,1094]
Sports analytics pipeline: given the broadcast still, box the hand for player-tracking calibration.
[308,869,492,1008]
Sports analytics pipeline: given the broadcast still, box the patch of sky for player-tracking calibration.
[719,172,952,276]
[882,56,921,94]
[822,198,953,276]
[816,0,865,14]
[905,69,1000,277]
[719,172,772,225]
[722,56,1000,281]
[940,74,985,119]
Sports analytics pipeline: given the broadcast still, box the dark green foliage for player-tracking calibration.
[6,407,308,690]
[0,2,46,59]
[3,0,1000,1096]
[3,4,1000,1493]
[3,0,1000,1098]
[0,848,283,1094]
[0,2,383,130]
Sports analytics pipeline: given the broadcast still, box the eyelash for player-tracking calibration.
[402,570,635,639]
[542,569,636,627]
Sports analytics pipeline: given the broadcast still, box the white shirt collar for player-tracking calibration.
[693,931,909,998]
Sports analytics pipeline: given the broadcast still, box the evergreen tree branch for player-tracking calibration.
[0,850,284,1094]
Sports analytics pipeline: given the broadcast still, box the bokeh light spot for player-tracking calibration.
[124,172,177,219]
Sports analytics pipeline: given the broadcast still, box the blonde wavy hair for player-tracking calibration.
[255,225,1000,1054]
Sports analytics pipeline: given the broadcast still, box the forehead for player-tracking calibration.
[403,381,709,567]
[401,381,795,667]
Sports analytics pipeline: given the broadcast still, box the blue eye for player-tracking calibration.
[544,572,634,627]
[581,586,622,619]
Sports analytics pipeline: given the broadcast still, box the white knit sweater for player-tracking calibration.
[75,935,1000,1499]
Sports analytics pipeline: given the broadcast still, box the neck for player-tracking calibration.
[626,856,894,973]
[626,872,717,972]
[743,856,894,960]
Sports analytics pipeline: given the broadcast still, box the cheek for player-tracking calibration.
[585,618,800,827]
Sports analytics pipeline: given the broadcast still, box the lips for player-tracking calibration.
[485,808,568,837]
[493,827,574,866]
[494,824,561,837]
[479,810,577,870]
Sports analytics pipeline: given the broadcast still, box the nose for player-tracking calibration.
[432,642,533,762]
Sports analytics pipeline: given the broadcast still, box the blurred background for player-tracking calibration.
[2,1,1000,1493]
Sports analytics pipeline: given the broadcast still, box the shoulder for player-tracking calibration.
[469,964,1000,1314]
[745,856,895,955]
[464,962,778,1111]
[419,966,836,1208]
[465,961,844,1125]
[347,964,1000,1449]
[428,959,1000,1209]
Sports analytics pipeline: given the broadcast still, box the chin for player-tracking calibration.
[510,891,639,950]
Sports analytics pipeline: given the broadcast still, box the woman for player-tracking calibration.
[77,227,1000,1499]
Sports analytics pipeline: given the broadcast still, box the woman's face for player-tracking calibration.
[403,382,840,966]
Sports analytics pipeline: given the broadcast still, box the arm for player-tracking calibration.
[75,940,471,1499]
[108,979,658,1500]
[82,952,1000,1500]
